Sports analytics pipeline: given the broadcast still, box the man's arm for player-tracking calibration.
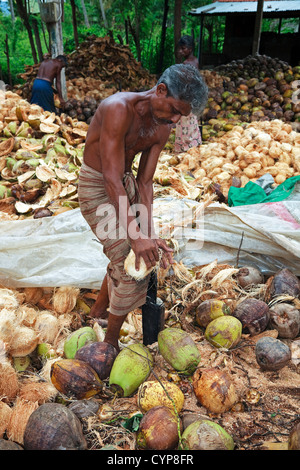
[99,101,163,271]
[136,134,174,269]
[55,68,65,105]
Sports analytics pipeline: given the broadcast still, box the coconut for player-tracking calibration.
[6,398,39,445]
[68,399,100,419]
[9,326,39,357]
[255,336,291,371]
[23,402,87,450]
[136,406,182,450]
[75,341,118,379]
[0,401,13,438]
[236,266,264,287]
[204,315,242,349]
[124,249,156,281]
[50,358,103,399]
[267,268,300,300]
[269,303,300,339]
[13,356,31,372]
[0,362,19,402]
[196,299,230,328]
[158,328,201,375]
[109,343,153,397]
[288,422,300,450]
[233,298,270,336]
[34,311,60,343]
[193,368,238,414]
[181,419,235,450]
[64,326,98,359]
[52,286,80,314]
[0,438,23,450]
[37,342,57,359]
[137,380,185,413]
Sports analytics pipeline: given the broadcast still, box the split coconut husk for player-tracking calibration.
[52,286,80,314]
[9,326,39,357]
[34,311,60,343]
[6,397,39,445]
[18,379,58,404]
[0,401,13,438]
[0,362,19,403]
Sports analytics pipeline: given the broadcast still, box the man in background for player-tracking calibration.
[30,55,67,113]
[175,35,203,153]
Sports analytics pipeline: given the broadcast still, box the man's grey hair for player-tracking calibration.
[157,64,208,116]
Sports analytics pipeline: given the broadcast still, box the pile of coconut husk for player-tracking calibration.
[0,262,299,450]
[14,35,156,108]
[158,119,300,199]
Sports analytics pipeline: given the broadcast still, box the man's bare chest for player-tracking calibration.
[125,122,160,156]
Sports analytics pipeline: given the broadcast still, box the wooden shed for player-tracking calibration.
[189,0,300,66]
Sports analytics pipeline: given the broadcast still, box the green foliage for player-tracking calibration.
[0,0,205,85]
[2,0,296,86]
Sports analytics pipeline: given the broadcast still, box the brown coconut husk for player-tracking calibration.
[0,308,18,345]
[52,286,80,314]
[0,401,13,438]
[18,379,58,404]
[34,311,60,343]
[0,362,19,403]
[16,305,38,327]
[0,288,19,309]
[22,287,44,305]
[9,326,39,357]
[6,398,39,444]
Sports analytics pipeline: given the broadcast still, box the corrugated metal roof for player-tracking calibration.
[189,0,300,15]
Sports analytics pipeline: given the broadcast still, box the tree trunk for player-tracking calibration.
[157,0,169,75]
[252,0,264,54]
[127,14,141,63]
[15,0,38,63]
[70,0,79,48]
[80,0,90,28]
[8,0,15,23]
[133,0,142,63]
[174,0,182,63]
[98,0,108,29]
[4,34,12,86]
[31,16,44,62]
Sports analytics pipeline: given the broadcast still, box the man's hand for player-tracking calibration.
[156,238,174,269]
[130,237,174,272]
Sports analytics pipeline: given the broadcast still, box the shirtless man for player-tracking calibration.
[30,55,67,113]
[78,64,208,351]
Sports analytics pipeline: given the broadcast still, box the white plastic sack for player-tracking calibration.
[0,194,300,288]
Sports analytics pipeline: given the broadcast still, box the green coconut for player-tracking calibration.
[181,419,235,450]
[109,343,153,397]
[204,315,242,349]
[158,328,201,375]
[64,326,97,359]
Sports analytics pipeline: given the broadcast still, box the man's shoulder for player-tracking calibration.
[101,92,134,114]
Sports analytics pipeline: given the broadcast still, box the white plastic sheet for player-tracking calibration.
[0,192,300,288]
